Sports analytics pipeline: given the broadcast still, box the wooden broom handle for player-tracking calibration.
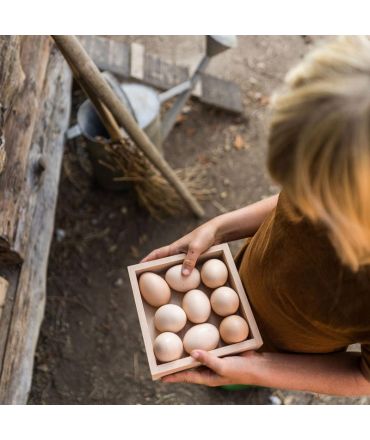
[52,35,204,218]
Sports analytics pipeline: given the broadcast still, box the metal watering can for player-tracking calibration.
[67,35,237,190]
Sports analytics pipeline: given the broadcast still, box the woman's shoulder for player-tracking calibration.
[276,190,307,224]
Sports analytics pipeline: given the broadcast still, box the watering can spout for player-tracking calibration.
[206,35,237,57]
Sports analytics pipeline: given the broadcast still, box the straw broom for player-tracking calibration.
[101,140,213,218]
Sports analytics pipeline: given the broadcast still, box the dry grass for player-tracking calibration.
[98,138,214,219]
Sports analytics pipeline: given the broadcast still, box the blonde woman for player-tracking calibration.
[143,36,370,396]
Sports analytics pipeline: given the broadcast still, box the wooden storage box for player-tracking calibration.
[127,243,263,380]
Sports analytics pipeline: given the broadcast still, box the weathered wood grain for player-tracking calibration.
[143,51,189,90]
[0,44,72,404]
[79,35,130,77]
[0,268,18,376]
[0,36,25,121]
[0,36,52,263]
[0,36,25,176]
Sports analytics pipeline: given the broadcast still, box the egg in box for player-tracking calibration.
[127,243,263,380]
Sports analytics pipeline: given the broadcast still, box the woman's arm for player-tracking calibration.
[142,194,279,274]
[213,194,278,243]
[162,349,370,397]
[254,351,370,396]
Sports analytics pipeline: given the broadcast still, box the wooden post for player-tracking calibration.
[0,36,25,123]
[0,43,72,404]
[0,36,52,263]
[52,35,205,219]
[0,36,25,176]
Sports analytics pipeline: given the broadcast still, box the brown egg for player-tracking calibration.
[200,259,228,288]
[182,289,211,323]
[154,304,187,333]
[165,264,200,292]
[210,286,240,316]
[183,323,220,354]
[219,315,249,344]
[139,272,171,307]
[153,332,183,362]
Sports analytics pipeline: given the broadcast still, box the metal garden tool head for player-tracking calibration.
[160,35,237,140]
[206,35,238,57]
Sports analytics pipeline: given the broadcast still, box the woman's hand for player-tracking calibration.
[141,195,279,275]
[141,220,220,275]
[161,350,260,386]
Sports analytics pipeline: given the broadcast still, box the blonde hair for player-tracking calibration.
[268,36,370,271]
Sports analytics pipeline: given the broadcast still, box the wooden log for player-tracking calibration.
[0,43,72,404]
[0,36,25,122]
[0,36,52,264]
[0,36,25,176]
[0,268,18,378]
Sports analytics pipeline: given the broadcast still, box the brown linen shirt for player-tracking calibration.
[236,191,370,381]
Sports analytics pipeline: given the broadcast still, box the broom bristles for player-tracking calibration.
[100,138,212,219]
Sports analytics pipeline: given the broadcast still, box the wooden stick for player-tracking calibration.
[77,80,123,142]
[52,35,204,218]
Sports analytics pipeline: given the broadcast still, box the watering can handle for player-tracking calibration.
[158,80,191,104]
[66,124,82,140]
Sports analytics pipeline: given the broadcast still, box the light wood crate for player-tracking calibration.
[127,243,263,380]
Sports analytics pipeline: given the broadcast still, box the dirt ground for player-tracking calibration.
[29,36,369,404]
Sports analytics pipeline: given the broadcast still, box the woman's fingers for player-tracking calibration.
[191,350,226,376]
[161,351,226,386]
[143,242,205,275]
[141,248,165,263]
[141,244,176,263]
[181,243,202,276]
[161,368,223,386]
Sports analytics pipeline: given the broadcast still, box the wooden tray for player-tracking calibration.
[127,243,262,380]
